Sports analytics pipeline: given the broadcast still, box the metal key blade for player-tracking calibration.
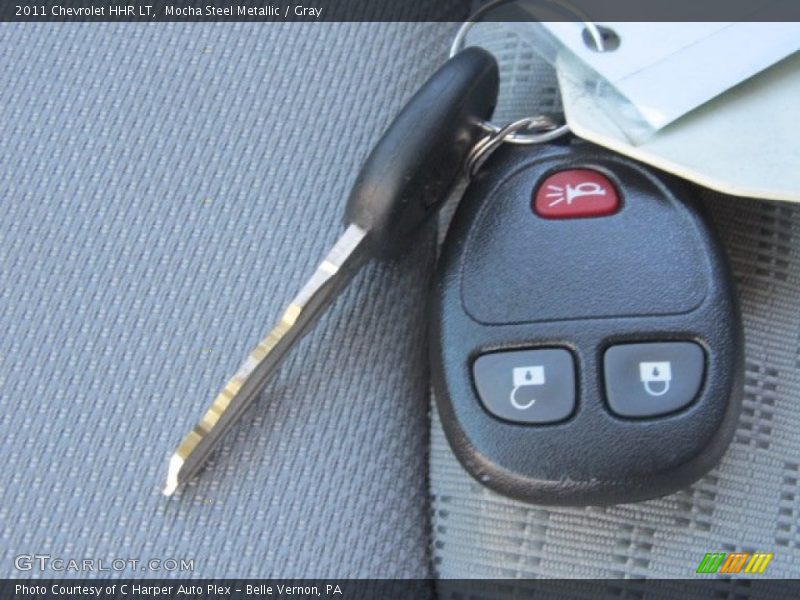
[162,47,499,495]
[163,224,369,496]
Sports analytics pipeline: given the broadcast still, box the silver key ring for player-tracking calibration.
[450,0,606,145]
[466,116,562,177]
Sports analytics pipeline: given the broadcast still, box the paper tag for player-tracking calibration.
[557,51,800,202]
[540,21,800,139]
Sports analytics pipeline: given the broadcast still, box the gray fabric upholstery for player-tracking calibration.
[5,18,799,584]
[0,22,455,578]
[431,25,800,581]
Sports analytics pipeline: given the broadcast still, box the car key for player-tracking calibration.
[162,47,500,495]
[431,140,744,505]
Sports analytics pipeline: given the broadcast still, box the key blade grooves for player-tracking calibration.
[163,224,370,496]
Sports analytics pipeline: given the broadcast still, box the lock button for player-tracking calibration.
[604,342,705,418]
[472,348,576,424]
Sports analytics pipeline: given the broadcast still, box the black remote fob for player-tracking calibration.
[431,141,744,505]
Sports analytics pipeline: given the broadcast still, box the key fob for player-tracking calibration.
[430,141,744,505]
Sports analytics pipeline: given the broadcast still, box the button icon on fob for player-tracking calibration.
[510,365,545,409]
[545,181,607,207]
[639,361,672,396]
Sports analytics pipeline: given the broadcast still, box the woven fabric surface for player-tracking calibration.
[0,21,460,579]
[431,25,800,583]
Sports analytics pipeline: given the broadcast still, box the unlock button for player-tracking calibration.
[604,342,705,418]
[473,348,576,424]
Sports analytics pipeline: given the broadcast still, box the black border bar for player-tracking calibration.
[3,0,800,22]
[5,579,800,600]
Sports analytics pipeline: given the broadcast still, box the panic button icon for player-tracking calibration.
[534,169,620,219]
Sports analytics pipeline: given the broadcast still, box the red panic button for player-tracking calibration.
[534,169,620,219]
